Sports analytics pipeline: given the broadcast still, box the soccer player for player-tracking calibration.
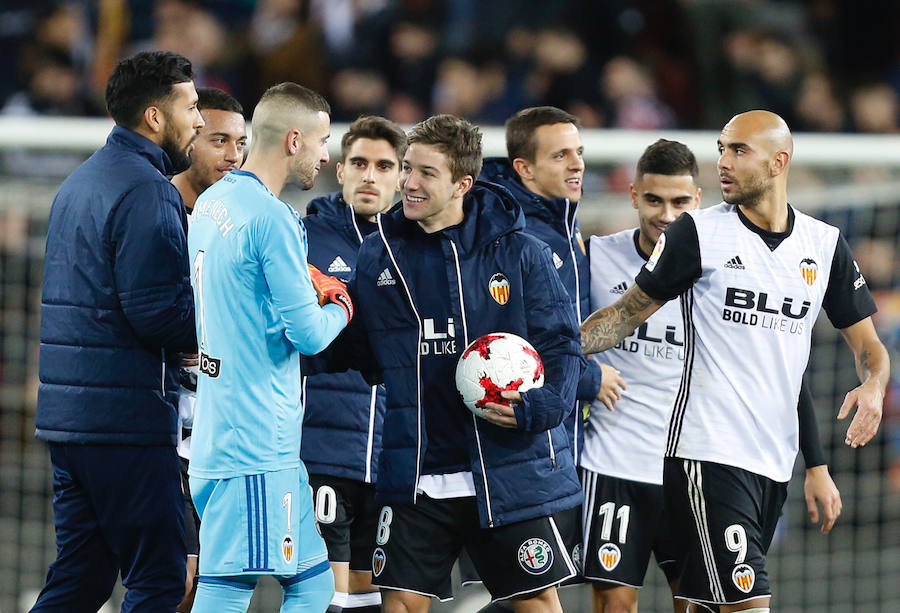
[187,82,352,613]
[476,107,626,591]
[33,50,201,612]
[307,114,584,612]
[580,111,890,613]
[301,115,407,613]
[584,139,841,613]
[170,86,247,613]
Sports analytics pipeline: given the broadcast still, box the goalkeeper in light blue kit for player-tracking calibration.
[187,82,353,613]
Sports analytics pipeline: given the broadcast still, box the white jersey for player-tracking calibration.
[636,202,875,483]
[177,207,195,460]
[583,229,684,484]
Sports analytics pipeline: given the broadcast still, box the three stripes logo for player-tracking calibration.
[376,268,396,286]
[724,255,745,270]
[732,564,755,593]
[552,252,564,270]
[609,281,628,295]
[489,272,510,305]
[799,257,818,286]
[327,255,351,273]
[598,543,621,571]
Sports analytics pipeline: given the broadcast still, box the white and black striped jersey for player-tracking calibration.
[635,203,875,482]
[583,228,684,485]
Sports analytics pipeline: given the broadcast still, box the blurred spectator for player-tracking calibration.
[383,19,439,114]
[795,72,847,132]
[531,27,603,126]
[600,55,675,129]
[245,0,328,101]
[850,82,900,133]
[329,68,390,121]
[2,46,97,116]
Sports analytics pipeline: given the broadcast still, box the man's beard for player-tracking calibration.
[161,126,193,174]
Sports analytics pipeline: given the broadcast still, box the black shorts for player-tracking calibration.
[371,495,576,602]
[309,474,379,572]
[458,503,585,588]
[180,456,200,556]
[663,458,788,608]
[581,470,679,587]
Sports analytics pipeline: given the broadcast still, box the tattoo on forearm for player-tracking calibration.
[581,286,658,354]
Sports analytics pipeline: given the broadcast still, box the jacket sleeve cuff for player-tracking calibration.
[513,388,567,433]
[575,357,603,402]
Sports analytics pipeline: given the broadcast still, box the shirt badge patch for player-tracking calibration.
[800,258,818,286]
[518,538,553,575]
[645,233,665,273]
[489,273,510,305]
[598,542,621,571]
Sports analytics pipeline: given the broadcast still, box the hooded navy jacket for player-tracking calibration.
[300,192,386,483]
[36,126,197,446]
[334,181,583,528]
[480,158,604,460]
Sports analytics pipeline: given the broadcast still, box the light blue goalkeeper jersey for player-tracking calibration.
[187,169,347,479]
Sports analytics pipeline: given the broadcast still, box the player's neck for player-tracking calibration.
[241,154,287,198]
[171,173,199,212]
[738,193,789,233]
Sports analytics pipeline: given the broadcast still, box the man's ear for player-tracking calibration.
[512,157,533,181]
[142,105,164,134]
[285,129,302,156]
[771,150,790,177]
[336,161,345,184]
[453,174,474,199]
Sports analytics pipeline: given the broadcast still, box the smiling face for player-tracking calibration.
[631,173,701,256]
[290,110,331,190]
[400,142,470,233]
[181,108,246,196]
[337,137,401,220]
[517,122,584,202]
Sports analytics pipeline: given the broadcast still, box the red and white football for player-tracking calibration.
[455,332,545,417]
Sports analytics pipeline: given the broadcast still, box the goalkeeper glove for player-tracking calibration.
[308,264,354,323]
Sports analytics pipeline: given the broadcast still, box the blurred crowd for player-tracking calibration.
[3,0,900,132]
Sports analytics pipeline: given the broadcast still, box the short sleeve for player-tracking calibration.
[634,213,701,301]
[822,235,877,329]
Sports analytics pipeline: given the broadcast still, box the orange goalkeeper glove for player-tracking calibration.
[308,264,353,323]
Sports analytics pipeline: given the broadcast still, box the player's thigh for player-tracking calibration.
[308,474,355,563]
[581,470,663,589]
[191,467,327,578]
[370,496,467,601]
[466,513,576,601]
[663,458,786,607]
[348,481,380,577]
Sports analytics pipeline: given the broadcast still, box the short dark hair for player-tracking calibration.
[341,115,407,163]
[505,106,581,163]
[407,114,482,182]
[635,139,698,180]
[105,51,194,129]
[197,87,243,116]
[258,82,330,116]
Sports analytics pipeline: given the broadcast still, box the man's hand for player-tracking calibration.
[480,390,521,429]
[308,264,354,323]
[804,465,842,534]
[596,363,627,411]
[837,378,883,448]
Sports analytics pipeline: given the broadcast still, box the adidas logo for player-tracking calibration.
[328,256,351,273]
[724,255,745,270]
[376,268,396,286]
[552,252,564,269]
[609,282,628,294]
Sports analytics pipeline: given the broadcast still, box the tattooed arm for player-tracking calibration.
[837,317,890,448]
[581,284,666,354]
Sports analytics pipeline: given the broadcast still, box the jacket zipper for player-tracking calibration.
[448,239,495,526]
[377,216,424,503]
[161,348,166,394]
[563,198,580,461]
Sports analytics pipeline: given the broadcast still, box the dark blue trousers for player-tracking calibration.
[31,443,186,613]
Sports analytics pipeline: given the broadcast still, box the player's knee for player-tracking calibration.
[381,589,430,613]
[281,565,335,613]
